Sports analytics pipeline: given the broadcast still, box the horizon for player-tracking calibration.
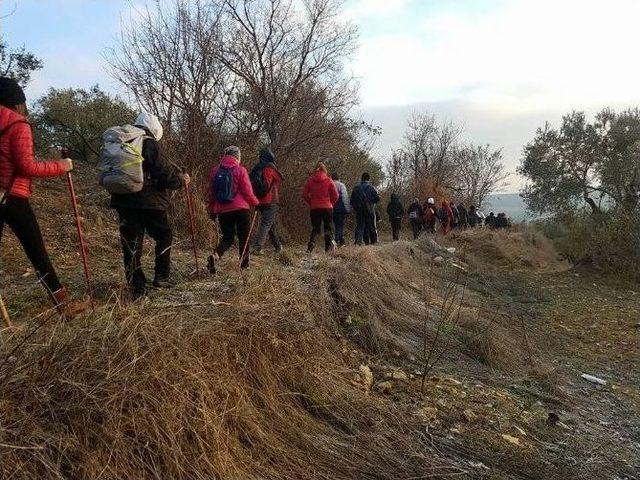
[3,0,640,194]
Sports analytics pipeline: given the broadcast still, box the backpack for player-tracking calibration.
[213,165,236,204]
[250,164,270,198]
[98,125,147,194]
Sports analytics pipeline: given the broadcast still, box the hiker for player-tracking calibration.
[422,197,438,234]
[407,198,423,239]
[303,162,339,253]
[207,146,259,273]
[386,193,404,241]
[110,112,188,299]
[351,172,380,245]
[331,172,351,246]
[0,77,87,318]
[440,200,455,235]
[250,148,284,255]
[496,212,509,229]
[468,205,481,227]
[457,202,468,229]
[485,212,496,229]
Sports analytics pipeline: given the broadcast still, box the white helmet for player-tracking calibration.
[427,197,435,205]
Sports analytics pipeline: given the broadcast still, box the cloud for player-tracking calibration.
[345,0,409,20]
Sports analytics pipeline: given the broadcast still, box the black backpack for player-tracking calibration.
[250,164,270,198]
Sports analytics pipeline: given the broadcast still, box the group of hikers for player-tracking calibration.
[0,76,510,319]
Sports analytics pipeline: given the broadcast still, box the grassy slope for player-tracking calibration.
[0,173,639,479]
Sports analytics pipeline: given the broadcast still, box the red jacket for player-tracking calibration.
[207,155,259,215]
[303,170,338,210]
[0,106,66,198]
[259,164,283,206]
[441,201,454,234]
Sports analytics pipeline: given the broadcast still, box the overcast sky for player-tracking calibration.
[3,0,640,192]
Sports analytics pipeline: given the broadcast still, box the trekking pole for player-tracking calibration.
[183,174,200,274]
[239,210,258,269]
[62,151,94,310]
[0,293,12,328]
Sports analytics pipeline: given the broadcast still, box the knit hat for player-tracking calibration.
[0,77,26,108]
[225,145,241,159]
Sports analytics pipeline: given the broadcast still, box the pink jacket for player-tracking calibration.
[207,155,259,214]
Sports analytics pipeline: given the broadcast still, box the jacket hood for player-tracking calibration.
[390,194,401,203]
[0,105,24,128]
[134,112,163,141]
[220,154,240,168]
[311,170,329,182]
[259,148,275,164]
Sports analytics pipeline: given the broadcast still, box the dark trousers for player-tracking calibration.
[355,210,377,245]
[117,208,172,292]
[0,196,62,294]
[333,211,346,246]
[390,217,402,241]
[308,208,334,251]
[410,219,422,239]
[216,210,251,267]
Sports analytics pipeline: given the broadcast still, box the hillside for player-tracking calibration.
[0,173,639,479]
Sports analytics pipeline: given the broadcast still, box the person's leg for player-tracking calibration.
[308,210,322,252]
[236,210,251,268]
[322,209,335,251]
[392,218,401,241]
[366,213,378,244]
[354,210,365,245]
[117,208,147,295]
[144,210,173,285]
[333,212,345,246]
[215,212,237,258]
[266,204,282,251]
[4,197,63,295]
[252,205,271,251]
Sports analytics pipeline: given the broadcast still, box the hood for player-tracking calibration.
[390,194,401,203]
[0,105,23,129]
[134,112,163,141]
[311,170,329,182]
[220,154,240,168]
[259,148,275,164]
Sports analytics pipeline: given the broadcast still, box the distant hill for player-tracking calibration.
[485,193,532,220]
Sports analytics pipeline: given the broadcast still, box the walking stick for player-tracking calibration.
[0,293,12,328]
[239,210,258,269]
[66,170,94,309]
[184,178,200,274]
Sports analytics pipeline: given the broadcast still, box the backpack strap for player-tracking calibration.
[0,120,30,206]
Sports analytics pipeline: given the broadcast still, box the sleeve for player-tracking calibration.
[386,203,392,216]
[147,139,182,191]
[10,122,66,178]
[342,184,351,212]
[329,180,339,206]
[239,167,259,206]
[370,186,381,204]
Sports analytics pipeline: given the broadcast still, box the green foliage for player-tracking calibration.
[0,37,43,86]
[32,85,136,162]
[519,108,640,216]
[539,211,640,281]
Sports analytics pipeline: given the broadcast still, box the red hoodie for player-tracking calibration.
[207,155,259,215]
[258,164,284,206]
[441,201,454,234]
[303,170,339,210]
[0,106,66,198]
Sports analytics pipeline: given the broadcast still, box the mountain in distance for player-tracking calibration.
[484,192,533,221]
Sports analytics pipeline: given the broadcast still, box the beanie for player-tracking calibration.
[224,145,241,159]
[0,77,26,108]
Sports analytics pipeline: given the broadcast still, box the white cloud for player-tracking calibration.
[345,0,409,20]
[353,0,640,114]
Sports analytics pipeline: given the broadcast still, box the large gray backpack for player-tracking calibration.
[98,125,147,194]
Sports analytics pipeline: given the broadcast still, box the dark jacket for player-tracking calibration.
[485,213,497,228]
[457,204,468,226]
[407,201,423,221]
[110,133,182,211]
[350,181,380,214]
[468,207,481,227]
[386,194,404,219]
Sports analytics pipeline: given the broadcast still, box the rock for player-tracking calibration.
[359,365,374,391]
[547,412,560,425]
[433,256,445,264]
[386,369,408,381]
[462,409,477,422]
[501,434,523,446]
[581,373,607,386]
[446,247,456,254]
[375,381,394,394]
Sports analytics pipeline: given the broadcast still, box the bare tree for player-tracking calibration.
[454,144,509,207]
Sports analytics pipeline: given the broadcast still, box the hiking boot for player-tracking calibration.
[240,256,250,269]
[307,242,315,254]
[131,287,147,301]
[274,244,283,254]
[207,253,218,274]
[152,277,175,289]
[252,247,264,256]
[51,287,90,320]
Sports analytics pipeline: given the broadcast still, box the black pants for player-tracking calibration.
[355,209,377,245]
[0,195,62,294]
[390,217,402,241]
[117,208,172,292]
[216,210,251,267]
[333,211,346,246]
[308,209,334,251]
[410,219,422,239]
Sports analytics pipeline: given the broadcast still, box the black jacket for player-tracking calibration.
[386,194,404,219]
[407,201,423,221]
[457,204,468,226]
[110,135,182,211]
[350,181,380,214]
